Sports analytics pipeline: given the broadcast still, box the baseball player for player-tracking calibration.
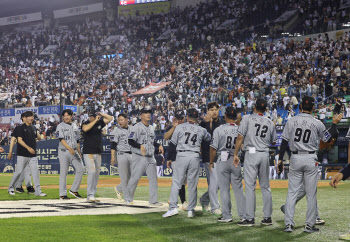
[279,96,342,233]
[199,102,225,215]
[268,151,277,179]
[233,98,277,226]
[8,111,46,196]
[82,111,113,202]
[209,107,246,223]
[163,108,211,218]
[110,113,132,200]
[164,110,188,210]
[8,113,35,194]
[57,109,84,200]
[124,107,164,206]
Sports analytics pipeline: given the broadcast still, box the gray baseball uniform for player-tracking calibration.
[211,123,246,220]
[282,113,331,227]
[110,126,132,195]
[56,122,84,197]
[124,122,159,203]
[168,122,211,212]
[238,113,277,220]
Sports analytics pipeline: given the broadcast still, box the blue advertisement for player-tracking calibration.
[64,105,78,113]
[0,109,15,117]
[38,106,60,115]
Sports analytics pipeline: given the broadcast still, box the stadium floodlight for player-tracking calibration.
[40,45,63,121]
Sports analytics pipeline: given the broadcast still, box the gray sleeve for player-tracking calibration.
[319,121,331,142]
[111,129,118,143]
[210,129,219,150]
[271,122,277,143]
[170,126,180,145]
[281,121,290,141]
[56,124,64,139]
[128,126,138,142]
[237,115,248,137]
[75,127,81,141]
[203,128,211,142]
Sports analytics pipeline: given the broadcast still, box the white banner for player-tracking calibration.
[0,12,42,26]
[156,29,177,40]
[217,19,237,30]
[40,45,59,56]
[53,2,103,19]
[101,35,126,45]
[274,10,298,23]
[0,93,12,101]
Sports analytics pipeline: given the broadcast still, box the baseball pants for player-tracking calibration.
[115,153,132,194]
[172,161,187,203]
[124,154,158,204]
[284,182,321,219]
[59,149,84,197]
[16,165,32,189]
[244,151,272,220]
[217,156,246,220]
[269,166,277,179]
[83,154,102,199]
[200,163,220,212]
[8,156,43,196]
[284,154,318,227]
[169,152,200,211]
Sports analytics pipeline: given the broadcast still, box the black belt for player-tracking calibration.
[134,153,153,158]
[117,151,131,154]
[178,150,200,154]
[292,151,316,154]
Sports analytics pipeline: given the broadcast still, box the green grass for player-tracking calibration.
[0,174,349,241]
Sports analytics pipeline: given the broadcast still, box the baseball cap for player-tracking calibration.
[175,110,185,119]
[255,98,267,111]
[90,112,97,117]
[301,96,315,106]
[140,107,152,114]
[187,108,199,118]
[225,106,237,119]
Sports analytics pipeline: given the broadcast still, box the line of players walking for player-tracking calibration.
[4,96,348,234]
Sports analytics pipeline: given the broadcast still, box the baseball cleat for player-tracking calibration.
[217,217,233,223]
[87,197,100,203]
[27,186,35,194]
[211,209,222,216]
[201,204,209,212]
[339,232,350,240]
[60,196,70,200]
[284,224,294,233]
[149,202,163,206]
[237,219,255,227]
[125,201,134,205]
[69,190,82,198]
[162,208,179,218]
[261,218,273,226]
[8,191,15,196]
[37,192,47,197]
[114,187,122,200]
[304,224,320,233]
[188,211,195,218]
[315,218,325,225]
[280,205,285,214]
[16,187,25,193]
[181,201,188,211]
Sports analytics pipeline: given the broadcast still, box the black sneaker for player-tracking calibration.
[261,218,273,226]
[304,224,320,233]
[60,196,70,200]
[217,217,233,223]
[15,187,25,193]
[284,224,294,233]
[237,219,255,227]
[69,190,82,198]
[27,186,35,194]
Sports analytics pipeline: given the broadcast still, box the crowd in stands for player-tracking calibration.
[1,0,350,143]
